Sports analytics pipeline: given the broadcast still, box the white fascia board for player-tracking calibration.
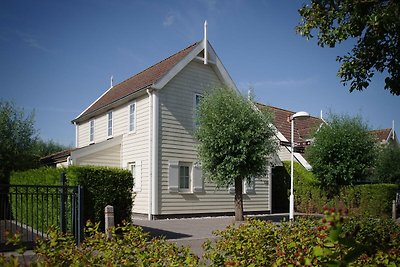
[71,135,122,160]
[152,43,204,90]
[73,85,114,122]
[207,42,240,93]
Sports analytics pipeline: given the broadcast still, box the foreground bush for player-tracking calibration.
[203,210,400,266]
[0,222,199,266]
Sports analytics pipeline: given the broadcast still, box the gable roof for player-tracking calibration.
[73,41,201,122]
[370,128,397,144]
[256,103,323,145]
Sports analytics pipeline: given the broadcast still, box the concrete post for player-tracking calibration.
[393,200,397,220]
[105,205,114,239]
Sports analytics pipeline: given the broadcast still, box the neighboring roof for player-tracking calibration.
[40,149,75,165]
[370,128,397,143]
[74,41,201,121]
[256,103,323,145]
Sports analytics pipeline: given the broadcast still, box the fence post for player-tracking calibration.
[77,185,84,246]
[105,205,114,239]
[393,200,397,220]
[60,172,67,233]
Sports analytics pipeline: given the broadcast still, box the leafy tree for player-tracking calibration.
[195,87,277,221]
[0,101,37,219]
[32,139,69,167]
[373,142,400,184]
[297,0,400,95]
[306,113,376,193]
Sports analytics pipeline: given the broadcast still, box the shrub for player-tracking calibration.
[66,166,133,230]
[1,222,199,266]
[374,142,400,184]
[203,211,400,266]
[280,161,398,217]
[9,166,134,231]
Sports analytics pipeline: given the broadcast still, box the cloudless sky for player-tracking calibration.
[1,0,399,147]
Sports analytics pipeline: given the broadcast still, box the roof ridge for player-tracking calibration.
[257,102,322,121]
[113,41,200,89]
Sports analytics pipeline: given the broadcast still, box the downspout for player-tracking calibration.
[146,89,153,220]
[152,90,159,218]
[74,122,79,148]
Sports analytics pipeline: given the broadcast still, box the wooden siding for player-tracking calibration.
[121,95,150,214]
[75,145,121,167]
[158,61,271,215]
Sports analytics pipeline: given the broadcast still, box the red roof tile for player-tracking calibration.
[256,103,323,144]
[370,128,392,143]
[76,41,200,120]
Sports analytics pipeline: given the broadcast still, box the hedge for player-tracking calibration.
[278,161,398,217]
[10,166,133,231]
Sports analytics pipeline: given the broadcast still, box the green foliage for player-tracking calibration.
[195,87,277,187]
[67,166,133,230]
[297,0,400,95]
[203,211,400,266]
[10,167,65,185]
[280,161,398,217]
[1,222,199,266]
[306,113,376,191]
[374,142,400,184]
[0,100,37,184]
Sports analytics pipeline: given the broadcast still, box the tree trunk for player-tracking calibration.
[0,169,12,220]
[234,177,244,221]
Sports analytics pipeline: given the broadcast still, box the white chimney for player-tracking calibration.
[204,20,208,65]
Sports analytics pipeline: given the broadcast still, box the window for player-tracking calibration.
[128,161,141,192]
[194,94,203,127]
[129,103,136,132]
[107,111,113,137]
[89,120,94,143]
[179,163,191,191]
[228,177,256,194]
[129,162,136,188]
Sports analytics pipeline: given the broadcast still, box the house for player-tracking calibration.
[370,122,398,145]
[69,27,276,220]
[257,103,323,170]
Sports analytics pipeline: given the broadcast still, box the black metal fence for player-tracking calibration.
[0,181,83,251]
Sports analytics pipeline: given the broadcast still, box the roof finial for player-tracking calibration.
[204,20,208,65]
[393,120,395,140]
[110,75,114,88]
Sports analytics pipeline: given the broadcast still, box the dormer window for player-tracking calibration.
[107,111,113,138]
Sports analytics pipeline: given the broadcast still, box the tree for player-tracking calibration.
[195,87,277,221]
[33,139,69,167]
[0,101,38,219]
[297,0,400,95]
[373,142,400,184]
[305,113,376,193]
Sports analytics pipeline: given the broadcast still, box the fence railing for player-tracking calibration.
[0,182,83,251]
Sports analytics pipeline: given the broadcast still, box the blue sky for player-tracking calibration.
[1,0,398,147]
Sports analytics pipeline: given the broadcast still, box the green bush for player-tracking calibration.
[1,222,199,266]
[203,211,400,266]
[66,166,133,230]
[281,161,398,217]
[9,166,133,231]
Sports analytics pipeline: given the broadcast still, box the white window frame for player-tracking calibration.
[89,119,95,144]
[178,162,192,193]
[128,161,142,192]
[128,102,136,133]
[228,177,256,194]
[194,93,203,127]
[107,111,113,138]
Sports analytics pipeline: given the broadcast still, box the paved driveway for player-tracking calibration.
[133,214,288,256]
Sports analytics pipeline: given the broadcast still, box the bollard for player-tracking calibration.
[393,200,397,220]
[105,205,114,239]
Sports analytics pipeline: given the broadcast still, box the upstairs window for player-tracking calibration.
[107,111,113,137]
[129,103,136,132]
[89,120,94,143]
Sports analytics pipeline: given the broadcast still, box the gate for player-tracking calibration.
[0,178,83,251]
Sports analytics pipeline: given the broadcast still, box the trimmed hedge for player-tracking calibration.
[279,161,398,217]
[10,166,133,230]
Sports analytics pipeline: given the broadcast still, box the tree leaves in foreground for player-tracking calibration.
[305,113,376,192]
[195,87,277,220]
[297,0,400,95]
